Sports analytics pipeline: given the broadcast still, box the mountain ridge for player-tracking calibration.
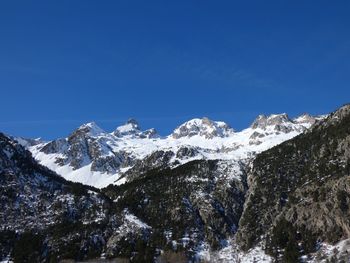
[15,114,317,187]
[17,112,324,188]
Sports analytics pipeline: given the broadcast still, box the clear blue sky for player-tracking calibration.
[0,1,349,139]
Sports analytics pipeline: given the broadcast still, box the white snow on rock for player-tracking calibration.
[77,122,105,136]
[26,113,325,188]
[172,117,235,139]
[114,118,140,136]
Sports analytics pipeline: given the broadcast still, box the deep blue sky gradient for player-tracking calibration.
[0,1,349,139]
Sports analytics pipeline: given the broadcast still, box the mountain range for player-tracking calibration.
[1,106,350,262]
[19,113,322,188]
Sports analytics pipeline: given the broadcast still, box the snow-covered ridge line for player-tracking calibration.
[20,113,325,188]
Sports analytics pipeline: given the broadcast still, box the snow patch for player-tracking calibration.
[124,209,151,229]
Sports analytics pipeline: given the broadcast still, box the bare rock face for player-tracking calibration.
[293,113,317,125]
[250,114,268,129]
[249,131,265,145]
[120,150,175,183]
[40,138,68,154]
[90,152,126,173]
[247,113,324,147]
[250,114,288,129]
[176,146,199,159]
[249,114,322,147]
[251,113,296,133]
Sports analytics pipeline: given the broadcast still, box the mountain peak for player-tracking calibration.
[293,113,316,125]
[113,118,159,138]
[126,118,140,127]
[250,113,291,129]
[172,117,235,139]
[75,122,105,136]
[114,119,141,137]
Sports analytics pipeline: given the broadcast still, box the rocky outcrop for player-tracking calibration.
[119,150,176,183]
[250,113,311,133]
[293,113,318,125]
[176,146,200,159]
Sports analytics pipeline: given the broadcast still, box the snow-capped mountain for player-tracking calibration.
[0,132,162,261]
[171,117,235,139]
[2,105,350,263]
[0,132,112,237]
[26,113,323,188]
[113,118,159,139]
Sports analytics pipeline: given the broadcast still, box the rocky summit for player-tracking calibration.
[171,117,235,139]
[2,105,350,262]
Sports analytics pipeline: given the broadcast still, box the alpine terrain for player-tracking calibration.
[1,105,350,262]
